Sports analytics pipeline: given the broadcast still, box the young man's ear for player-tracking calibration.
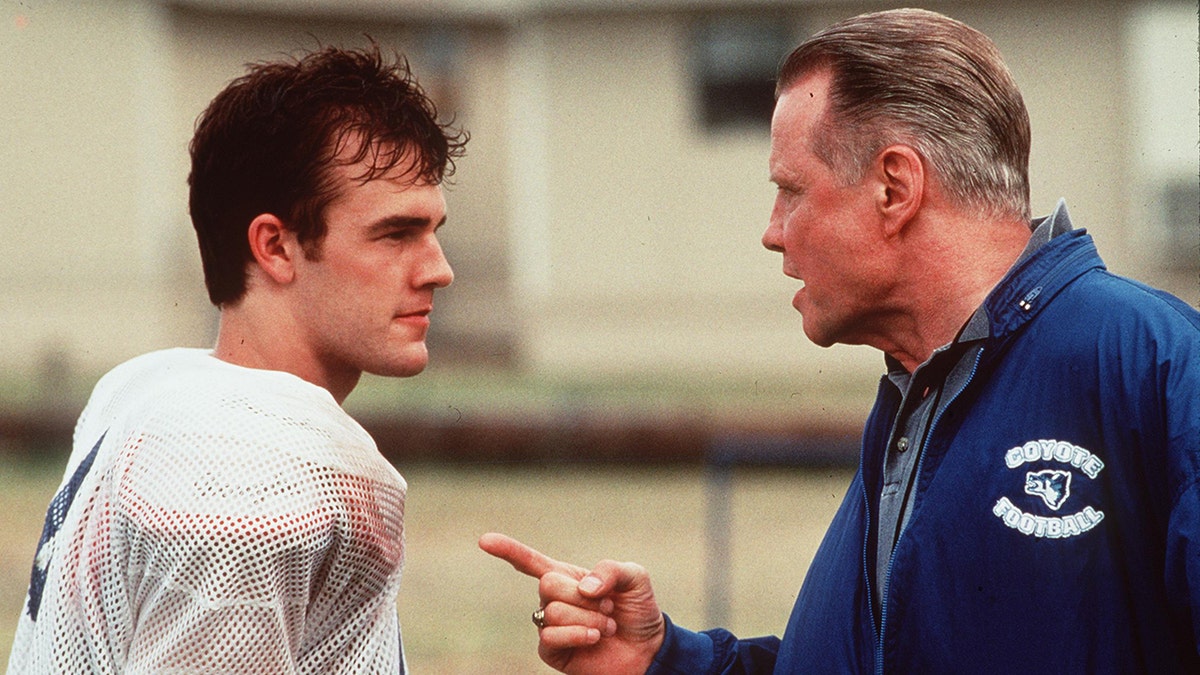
[246,213,298,285]
[874,144,925,237]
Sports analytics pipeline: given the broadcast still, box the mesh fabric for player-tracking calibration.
[7,349,408,674]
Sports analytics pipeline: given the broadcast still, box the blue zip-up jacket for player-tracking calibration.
[649,210,1200,673]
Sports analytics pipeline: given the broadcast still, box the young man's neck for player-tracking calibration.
[213,300,359,404]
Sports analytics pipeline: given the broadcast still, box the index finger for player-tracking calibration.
[479,532,582,579]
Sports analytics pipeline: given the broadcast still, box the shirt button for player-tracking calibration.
[897,436,910,453]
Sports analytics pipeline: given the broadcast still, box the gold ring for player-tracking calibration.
[531,607,546,629]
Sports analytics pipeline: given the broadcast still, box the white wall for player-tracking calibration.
[508,0,1196,392]
[1,0,1193,417]
[516,10,879,393]
[1125,1,1200,295]
[1,1,204,383]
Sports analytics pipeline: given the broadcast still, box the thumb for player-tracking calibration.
[578,559,665,646]
[577,559,650,598]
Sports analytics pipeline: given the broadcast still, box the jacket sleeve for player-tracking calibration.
[1158,295,1200,656]
[1162,344,1200,655]
[1166,481,1200,652]
[645,614,781,675]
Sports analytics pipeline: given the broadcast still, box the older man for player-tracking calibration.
[482,8,1200,674]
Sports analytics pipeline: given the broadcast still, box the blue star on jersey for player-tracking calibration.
[26,432,105,621]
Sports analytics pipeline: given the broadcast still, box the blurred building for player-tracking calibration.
[2,0,1197,426]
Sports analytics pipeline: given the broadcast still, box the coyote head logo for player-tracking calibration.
[1025,469,1071,510]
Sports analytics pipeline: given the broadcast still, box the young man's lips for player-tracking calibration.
[395,308,432,323]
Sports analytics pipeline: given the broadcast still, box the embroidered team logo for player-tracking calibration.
[1024,469,1070,510]
[993,439,1104,539]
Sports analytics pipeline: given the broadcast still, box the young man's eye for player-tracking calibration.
[384,229,416,241]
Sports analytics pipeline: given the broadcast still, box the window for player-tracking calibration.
[691,14,794,131]
[1160,178,1200,272]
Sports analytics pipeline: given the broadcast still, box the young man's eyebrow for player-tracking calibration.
[366,214,447,234]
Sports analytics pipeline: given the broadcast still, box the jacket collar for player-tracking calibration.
[881,201,1104,374]
[979,200,1106,341]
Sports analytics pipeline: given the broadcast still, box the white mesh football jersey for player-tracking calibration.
[6,348,408,674]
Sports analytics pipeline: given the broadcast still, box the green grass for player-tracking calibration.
[0,457,851,673]
[347,368,876,431]
[0,458,63,663]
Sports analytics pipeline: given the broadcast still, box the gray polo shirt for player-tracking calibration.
[872,201,1074,616]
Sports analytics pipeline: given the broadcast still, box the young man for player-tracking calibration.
[7,44,465,674]
[482,8,1200,674]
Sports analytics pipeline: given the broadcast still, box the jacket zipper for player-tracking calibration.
[873,348,984,675]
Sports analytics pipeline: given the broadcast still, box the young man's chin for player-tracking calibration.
[371,347,431,379]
